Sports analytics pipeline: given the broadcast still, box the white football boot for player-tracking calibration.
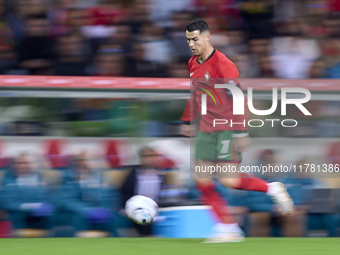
[202,223,245,243]
[268,182,294,215]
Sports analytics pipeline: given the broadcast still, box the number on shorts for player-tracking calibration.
[220,140,230,154]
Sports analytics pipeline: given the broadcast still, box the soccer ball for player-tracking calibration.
[125,195,158,225]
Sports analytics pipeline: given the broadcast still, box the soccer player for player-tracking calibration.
[180,19,294,243]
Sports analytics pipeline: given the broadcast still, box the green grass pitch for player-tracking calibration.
[1,238,339,255]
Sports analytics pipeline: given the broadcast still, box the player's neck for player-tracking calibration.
[197,44,214,64]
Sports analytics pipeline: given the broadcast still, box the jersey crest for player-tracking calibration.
[204,71,210,83]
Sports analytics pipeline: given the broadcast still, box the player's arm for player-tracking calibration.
[179,98,191,137]
[179,92,198,137]
[180,59,197,137]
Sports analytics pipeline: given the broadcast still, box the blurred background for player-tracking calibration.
[0,0,339,78]
[1,0,340,239]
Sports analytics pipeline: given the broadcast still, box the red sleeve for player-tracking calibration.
[180,88,199,122]
[218,57,239,80]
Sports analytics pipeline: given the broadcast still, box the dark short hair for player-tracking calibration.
[186,19,210,34]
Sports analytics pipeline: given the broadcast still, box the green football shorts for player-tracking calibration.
[195,130,242,163]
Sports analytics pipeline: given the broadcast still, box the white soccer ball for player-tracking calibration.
[125,195,159,225]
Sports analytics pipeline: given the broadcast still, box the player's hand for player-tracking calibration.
[234,135,251,152]
[180,124,190,136]
[179,124,196,137]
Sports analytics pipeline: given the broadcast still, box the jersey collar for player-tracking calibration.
[196,48,216,65]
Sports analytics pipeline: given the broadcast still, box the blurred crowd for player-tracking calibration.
[0,143,182,238]
[1,140,340,238]
[1,0,340,78]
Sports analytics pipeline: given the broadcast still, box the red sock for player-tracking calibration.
[234,173,269,192]
[196,183,236,224]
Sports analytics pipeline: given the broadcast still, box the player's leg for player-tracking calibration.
[194,131,244,243]
[195,160,236,225]
[194,163,244,243]
[218,166,268,192]
[219,168,294,215]
[216,131,294,215]
[215,130,268,191]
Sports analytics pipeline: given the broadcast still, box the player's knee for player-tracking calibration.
[219,178,240,188]
[194,178,213,187]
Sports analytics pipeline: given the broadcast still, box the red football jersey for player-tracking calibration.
[181,48,248,132]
